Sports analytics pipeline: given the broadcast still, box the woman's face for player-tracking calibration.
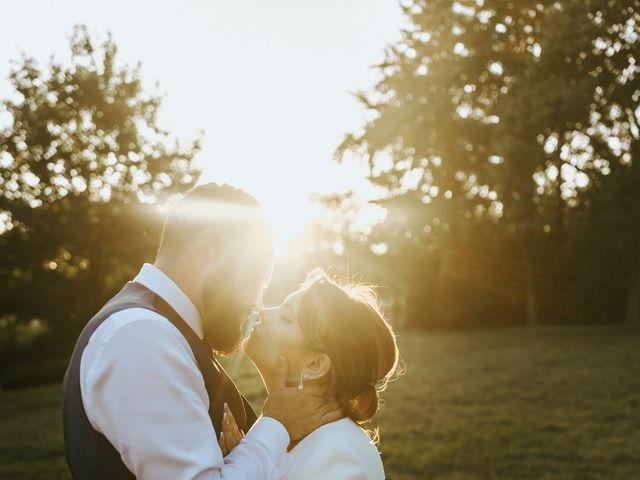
[242,288,312,383]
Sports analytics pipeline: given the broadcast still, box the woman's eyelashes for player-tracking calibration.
[280,304,296,324]
[281,312,294,324]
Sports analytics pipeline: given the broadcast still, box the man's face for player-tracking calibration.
[200,243,272,355]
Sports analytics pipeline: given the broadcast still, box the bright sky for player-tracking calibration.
[0,0,405,248]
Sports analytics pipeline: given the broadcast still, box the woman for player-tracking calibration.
[219,269,400,479]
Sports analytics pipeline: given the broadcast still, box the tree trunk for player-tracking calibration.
[525,260,539,326]
[521,231,539,326]
[408,251,444,328]
[625,264,640,329]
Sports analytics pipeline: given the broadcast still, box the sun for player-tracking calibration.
[255,188,388,259]
[153,188,324,259]
[256,194,324,258]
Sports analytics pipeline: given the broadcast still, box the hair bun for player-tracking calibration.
[344,384,379,423]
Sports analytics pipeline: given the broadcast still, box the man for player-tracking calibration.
[62,183,340,479]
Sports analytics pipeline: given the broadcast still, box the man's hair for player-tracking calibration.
[156,183,271,261]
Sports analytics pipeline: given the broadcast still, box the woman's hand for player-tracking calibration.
[218,403,245,456]
[263,356,342,441]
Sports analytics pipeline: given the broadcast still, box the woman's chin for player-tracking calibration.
[241,333,259,357]
[240,336,252,355]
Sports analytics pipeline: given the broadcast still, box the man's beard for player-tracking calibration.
[201,278,253,356]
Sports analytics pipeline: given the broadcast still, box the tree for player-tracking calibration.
[337,0,640,328]
[505,0,640,327]
[571,0,640,327]
[336,0,550,326]
[0,26,201,384]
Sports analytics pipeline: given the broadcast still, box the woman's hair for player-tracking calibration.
[297,268,400,426]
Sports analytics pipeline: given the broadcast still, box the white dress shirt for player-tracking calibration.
[79,263,289,480]
[273,418,385,479]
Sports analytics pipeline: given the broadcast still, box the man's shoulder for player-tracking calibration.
[90,307,174,343]
[82,307,193,371]
[80,306,200,395]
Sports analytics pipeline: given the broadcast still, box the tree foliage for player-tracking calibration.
[0,26,201,383]
[336,1,640,328]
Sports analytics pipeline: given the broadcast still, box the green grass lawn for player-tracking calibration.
[1,327,639,479]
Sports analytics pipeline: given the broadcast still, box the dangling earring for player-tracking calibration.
[298,373,306,391]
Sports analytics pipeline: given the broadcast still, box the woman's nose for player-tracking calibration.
[257,308,269,324]
[258,306,277,324]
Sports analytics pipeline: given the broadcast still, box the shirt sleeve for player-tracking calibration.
[80,313,289,480]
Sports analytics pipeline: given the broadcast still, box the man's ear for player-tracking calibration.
[303,353,332,381]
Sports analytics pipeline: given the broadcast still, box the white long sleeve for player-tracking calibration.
[80,309,289,480]
[273,418,384,480]
[281,446,369,480]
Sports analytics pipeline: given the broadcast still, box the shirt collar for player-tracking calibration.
[133,263,204,339]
